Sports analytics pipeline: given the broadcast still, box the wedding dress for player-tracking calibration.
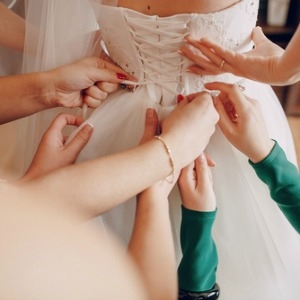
[20,0,300,299]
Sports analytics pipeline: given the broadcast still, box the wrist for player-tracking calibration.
[153,136,175,184]
[248,139,275,163]
[37,71,58,109]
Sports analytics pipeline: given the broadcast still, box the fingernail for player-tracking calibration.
[177,94,184,104]
[146,108,154,117]
[199,153,206,162]
[84,123,94,133]
[117,73,127,80]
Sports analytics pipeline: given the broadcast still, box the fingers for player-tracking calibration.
[205,82,248,112]
[83,95,105,109]
[185,91,212,103]
[187,64,220,76]
[82,70,122,109]
[82,58,136,109]
[205,153,216,167]
[180,42,222,75]
[194,153,211,186]
[96,81,119,94]
[197,37,233,64]
[252,26,268,45]
[184,36,242,76]
[97,57,136,82]
[184,36,227,72]
[139,108,159,145]
[48,113,84,133]
[87,84,108,99]
[65,123,94,157]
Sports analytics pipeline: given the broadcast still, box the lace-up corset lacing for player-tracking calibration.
[123,14,189,100]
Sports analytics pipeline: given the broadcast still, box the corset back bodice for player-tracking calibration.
[98,0,259,110]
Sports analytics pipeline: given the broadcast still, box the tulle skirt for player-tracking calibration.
[6,0,300,299]
[77,79,300,300]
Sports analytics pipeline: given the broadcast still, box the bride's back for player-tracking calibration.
[117,0,241,16]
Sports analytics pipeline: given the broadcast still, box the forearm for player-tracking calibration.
[275,25,300,85]
[0,3,25,51]
[249,141,300,233]
[128,191,177,300]
[21,139,174,218]
[0,72,52,124]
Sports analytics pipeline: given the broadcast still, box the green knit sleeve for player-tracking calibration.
[249,141,300,233]
[178,205,218,292]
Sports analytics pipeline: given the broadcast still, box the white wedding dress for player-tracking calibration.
[19,0,300,299]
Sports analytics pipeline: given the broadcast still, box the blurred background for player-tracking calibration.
[258,0,300,115]
[258,0,300,165]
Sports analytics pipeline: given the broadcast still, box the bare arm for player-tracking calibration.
[206,81,275,162]
[277,25,300,85]
[0,3,25,51]
[21,93,218,219]
[128,110,178,300]
[181,25,300,85]
[0,57,128,124]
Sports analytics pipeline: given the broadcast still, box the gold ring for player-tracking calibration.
[219,59,225,69]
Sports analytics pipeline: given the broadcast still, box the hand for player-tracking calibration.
[161,92,219,170]
[45,57,133,109]
[20,113,93,182]
[205,82,275,163]
[178,153,216,212]
[139,108,178,199]
[180,27,285,84]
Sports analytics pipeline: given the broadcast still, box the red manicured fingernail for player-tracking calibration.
[117,73,127,80]
[177,94,184,103]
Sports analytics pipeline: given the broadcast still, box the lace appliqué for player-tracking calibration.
[99,0,258,103]
[185,0,258,94]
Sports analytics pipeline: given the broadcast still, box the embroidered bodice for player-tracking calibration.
[98,0,258,111]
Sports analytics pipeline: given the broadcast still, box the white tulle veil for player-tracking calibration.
[15,0,117,174]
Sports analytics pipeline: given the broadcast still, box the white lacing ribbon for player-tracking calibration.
[82,15,188,119]
[124,15,188,96]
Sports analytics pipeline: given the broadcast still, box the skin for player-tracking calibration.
[17,92,218,219]
[0,93,218,300]
[178,153,216,212]
[180,25,300,86]
[19,114,94,182]
[205,82,275,163]
[0,3,25,51]
[0,57,130,124]
[116,0,240,16]
[0,99,217,300]
[0,185,148,300]
[129,111,217,300]
[129,109,179,300]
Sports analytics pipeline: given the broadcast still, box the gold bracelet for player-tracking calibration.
[154,135,175,184]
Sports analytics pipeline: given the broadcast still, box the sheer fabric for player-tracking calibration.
[19,1,300,299]
[16,0,104,174]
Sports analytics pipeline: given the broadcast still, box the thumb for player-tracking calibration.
[195,153,212,188]
[65,123,94,158]
[140,108,159,144]
[252,26,268,45]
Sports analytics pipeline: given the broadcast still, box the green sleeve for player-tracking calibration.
[178,205,218,292]
[249,141,300,233]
